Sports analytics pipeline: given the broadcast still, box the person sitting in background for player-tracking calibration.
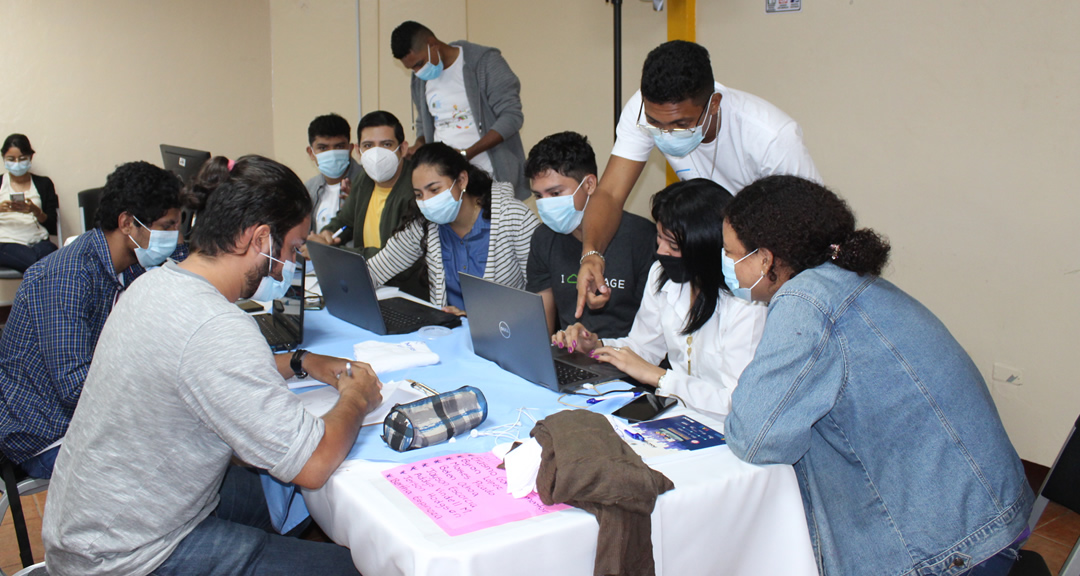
[367,142,539,315]
[0,161,182,478]
[304,113,363,233]
[304,110,427,299]
[0,133,58,271]
[722,175,1032,576]
[555,179,766,422]
[43,155,379,576]
[525,131,654,337]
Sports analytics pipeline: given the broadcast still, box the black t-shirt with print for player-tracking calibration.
[526,211,655,338]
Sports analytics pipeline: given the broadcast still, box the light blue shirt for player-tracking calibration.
[438,214,490,310]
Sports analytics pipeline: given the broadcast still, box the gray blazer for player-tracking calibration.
[410,41,529,199]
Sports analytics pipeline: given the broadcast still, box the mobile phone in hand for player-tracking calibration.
[612,393,677,423]
[10,193,24,204]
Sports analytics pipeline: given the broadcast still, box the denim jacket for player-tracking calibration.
[726,263,1032,576]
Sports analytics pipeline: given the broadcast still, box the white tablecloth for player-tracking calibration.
[291,291,812,574]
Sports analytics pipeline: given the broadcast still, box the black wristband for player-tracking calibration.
[290,349,309,379]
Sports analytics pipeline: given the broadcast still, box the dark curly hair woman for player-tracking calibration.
[721,174,1032,576]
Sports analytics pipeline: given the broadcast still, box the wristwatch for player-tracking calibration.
[290,349,309,379]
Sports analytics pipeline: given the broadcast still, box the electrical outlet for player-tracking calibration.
[992,363,1023,386]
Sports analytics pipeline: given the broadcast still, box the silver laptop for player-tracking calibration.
[306,242,461,335]
[459,273,630,392]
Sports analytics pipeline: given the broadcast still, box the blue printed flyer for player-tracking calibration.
[628,415,726,451]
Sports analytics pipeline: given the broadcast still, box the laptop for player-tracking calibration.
[459,273,631,392]
[251,255,306,352]
[306,242,462,335]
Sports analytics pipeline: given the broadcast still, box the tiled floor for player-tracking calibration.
[1,490,46,575]
[2,486,1077,573]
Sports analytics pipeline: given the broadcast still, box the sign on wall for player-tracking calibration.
[766,0,801,13]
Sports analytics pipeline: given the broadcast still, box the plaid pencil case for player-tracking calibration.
[381,386,488,452]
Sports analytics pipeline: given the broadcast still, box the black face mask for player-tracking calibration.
[658,254,691,284]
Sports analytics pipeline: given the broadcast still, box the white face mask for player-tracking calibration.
[360,145,401,183]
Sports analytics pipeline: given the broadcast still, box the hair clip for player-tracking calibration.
[829,243,841,260]
[227,159,237,172]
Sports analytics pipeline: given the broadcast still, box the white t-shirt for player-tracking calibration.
[425,46,495,175]
[0,176,48,245]
[314,182,341,233]
[611,82,821,194]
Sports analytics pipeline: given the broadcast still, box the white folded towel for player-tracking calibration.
[353,340,440,375]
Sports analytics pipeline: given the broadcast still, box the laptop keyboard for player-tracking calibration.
[381,307,425,334]
[556,362,600,387]
[255,314,293,344]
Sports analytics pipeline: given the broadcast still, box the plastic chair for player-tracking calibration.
[1009,414,1080,576]
[0,454,49,575]
[10,562,47,576]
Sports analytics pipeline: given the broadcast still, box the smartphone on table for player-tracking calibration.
[612,393,677,424]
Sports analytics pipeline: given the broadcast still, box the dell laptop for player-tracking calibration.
[459,273,630,392]
[306,242,461,335]
[252,254,306,352]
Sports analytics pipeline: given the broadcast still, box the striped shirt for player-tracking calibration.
[368,181,539,306]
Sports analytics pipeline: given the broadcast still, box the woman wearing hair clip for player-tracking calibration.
[0,133,58,272]
[722,175,1032,576]
[366,142,539,315]
[553,178,767,422]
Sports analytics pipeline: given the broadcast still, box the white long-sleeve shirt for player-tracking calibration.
[604,262,767,423]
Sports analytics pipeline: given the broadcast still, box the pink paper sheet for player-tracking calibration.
[382,452,570,536]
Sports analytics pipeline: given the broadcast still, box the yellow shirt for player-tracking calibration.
[363,185,393,249]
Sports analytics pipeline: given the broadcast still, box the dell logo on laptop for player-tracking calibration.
[499,321,511,339]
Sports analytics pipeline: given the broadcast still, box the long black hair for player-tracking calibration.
[184,155,311,258]
[724,175,890,280]
[651,178,733,335]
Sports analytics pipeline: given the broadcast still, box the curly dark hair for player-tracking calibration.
[724,175,890,279]
[651,178,733,335]
[641,40,715,106]
[308,113,351,146]
[2,134,34,156]
[96,161,182,231]
[391,21,434,60]
[183,155,311,258]
[524,131,597,183]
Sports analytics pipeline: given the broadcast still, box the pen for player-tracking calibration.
[408,380,438,396]
[331,225,347,240]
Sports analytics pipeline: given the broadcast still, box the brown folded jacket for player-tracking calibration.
[532,410,674,576]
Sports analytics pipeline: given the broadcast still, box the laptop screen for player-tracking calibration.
[270,256,305,340]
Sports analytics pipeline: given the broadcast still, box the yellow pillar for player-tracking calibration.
[666,0,696,186]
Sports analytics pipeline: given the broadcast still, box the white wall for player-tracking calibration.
[696,1,1080,464]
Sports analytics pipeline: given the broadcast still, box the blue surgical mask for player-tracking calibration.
[415,44,444,82]
[250,236,297,302]
[416,183,463,225]
[128,215,179,268]
[535,178,589,235]
[315,149,351,179]
[721,248,762,302]
[649,97,716,158]
[5,159,31,177]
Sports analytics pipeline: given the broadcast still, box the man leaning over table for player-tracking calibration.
[574,40,820,318]
[42,155,382,576]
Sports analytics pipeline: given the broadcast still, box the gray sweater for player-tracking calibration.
[410,40,529,199]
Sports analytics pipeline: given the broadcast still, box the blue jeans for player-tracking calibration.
[0,240,57,273]
[19,445,60,479]
[151,466,357,576]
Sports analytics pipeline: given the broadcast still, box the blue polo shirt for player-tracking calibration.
[438,214,490,310]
